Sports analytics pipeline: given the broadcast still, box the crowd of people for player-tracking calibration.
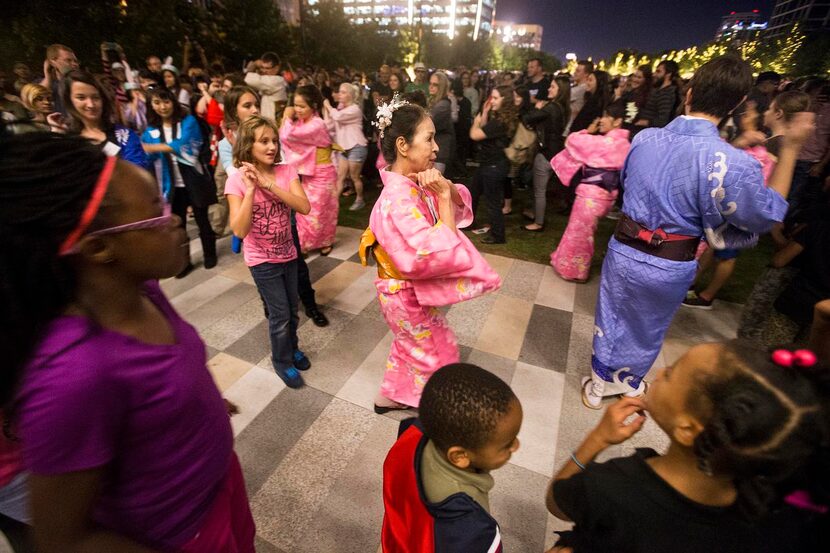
[0,39,829,553]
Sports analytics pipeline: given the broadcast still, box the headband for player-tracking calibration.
[58,155,117,256]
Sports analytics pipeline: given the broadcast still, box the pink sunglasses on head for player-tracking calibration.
[61,203,174,255]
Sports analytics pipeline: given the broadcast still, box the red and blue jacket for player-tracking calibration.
[381,418,504,553]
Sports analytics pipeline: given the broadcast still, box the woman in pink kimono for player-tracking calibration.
[360,100,501,412]
[550,102,631,282]
[280,85,339,255]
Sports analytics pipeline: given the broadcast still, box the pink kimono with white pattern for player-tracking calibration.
[370,169,502,407]
[280,116,339,252]
[550,128,630,281]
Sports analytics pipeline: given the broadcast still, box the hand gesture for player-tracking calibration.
[535,100,547,109]
[738,129,766,148]
[587,118,601,134]
[46,112,67,133]
[283,106,296,121]
[589,397,646,447]
[410,169,452,199]
[197,82,209,95]
[784,111,816,148]
[239,162,259,192]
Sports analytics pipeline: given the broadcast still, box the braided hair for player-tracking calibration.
[0,131,110,407]
[687,339,830,520]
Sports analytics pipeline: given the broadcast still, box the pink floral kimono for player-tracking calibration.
[280,116,339,252]
[550,128,630,282]
[364,169,501,407]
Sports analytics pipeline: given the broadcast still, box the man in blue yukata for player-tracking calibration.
[584,55,816,408]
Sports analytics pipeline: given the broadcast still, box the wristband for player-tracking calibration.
[570,451,586,470]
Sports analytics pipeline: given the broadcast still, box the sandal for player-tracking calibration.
[523,224,544,232]
[341,189,355,197]
[320,246,333,256]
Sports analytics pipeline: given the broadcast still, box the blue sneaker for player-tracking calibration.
[231,235,242,254]
[294,350,311,371]
[275,366,304,388]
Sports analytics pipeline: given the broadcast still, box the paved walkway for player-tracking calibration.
[159,226,739,552]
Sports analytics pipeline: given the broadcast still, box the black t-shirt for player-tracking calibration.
[553,449,761,553]
[527,76,551,102]
[476,118,510,166]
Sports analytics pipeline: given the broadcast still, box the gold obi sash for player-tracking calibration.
[316,143,344,165]
[359,227,405,281]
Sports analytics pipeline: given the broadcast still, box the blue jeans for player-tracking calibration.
[250,260,299,371]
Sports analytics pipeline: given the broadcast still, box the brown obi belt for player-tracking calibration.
[359,227,406,280]
[614,214,699,262]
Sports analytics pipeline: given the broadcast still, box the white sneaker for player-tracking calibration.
[581,376,604,410]
[349,198,366,211]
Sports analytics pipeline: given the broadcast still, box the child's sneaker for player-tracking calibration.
[581,376,604,410]
[275,366,304,388]
[293,350,311,371]
[349,198,366,211]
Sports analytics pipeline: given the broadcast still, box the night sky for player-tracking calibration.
[495,0,775,59]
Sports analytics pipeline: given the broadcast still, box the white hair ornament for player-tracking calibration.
[373,97,409,139]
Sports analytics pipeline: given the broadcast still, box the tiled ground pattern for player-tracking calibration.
[161,227,739,552]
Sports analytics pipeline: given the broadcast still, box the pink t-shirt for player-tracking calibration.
[225,163,299,266]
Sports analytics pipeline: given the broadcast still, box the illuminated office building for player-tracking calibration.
[305,0,497,40]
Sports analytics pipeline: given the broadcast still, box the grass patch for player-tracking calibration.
[336,177,768,304]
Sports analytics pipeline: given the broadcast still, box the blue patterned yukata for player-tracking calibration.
[592,116,789,394]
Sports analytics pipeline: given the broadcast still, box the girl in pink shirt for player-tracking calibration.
[225,115,312,388]
[324,83,369,211]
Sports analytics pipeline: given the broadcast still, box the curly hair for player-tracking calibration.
[419,363,517,452]
[491,84,519,137]
[687,339,830,520]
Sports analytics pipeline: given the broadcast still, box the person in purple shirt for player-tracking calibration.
[0,132,254,552]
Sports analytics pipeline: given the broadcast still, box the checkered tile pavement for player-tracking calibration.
[153,225,742,552]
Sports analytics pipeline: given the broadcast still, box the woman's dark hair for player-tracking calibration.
[451,77,464,98]
[0,132,113,406]
[513,85,531,115]
[492,84,519,137]
[688,55,753,119]
[61,70,116,134]
[552,75,572,123]
[294,84,325,115]
[687,339,830,520]
[587,70,611,114]
[223,85,260,128]
[223,72,245,88]
[401,90,428,108]
[137,69,159,85]
[380,104,429,163]
[633,64,653,108]
[146,87,184,129]
[604,99,627,121]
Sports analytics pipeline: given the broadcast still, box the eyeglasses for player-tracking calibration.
[61,203,174,255]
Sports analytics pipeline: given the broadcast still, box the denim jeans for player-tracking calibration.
[531,152,553,225]
[470,159,509,241]
[250,260,299,371]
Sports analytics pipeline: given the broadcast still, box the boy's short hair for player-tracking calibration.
[756,71,781,86]
[419,364,517,452]
[260,51,281,67]
[688,55,753,119]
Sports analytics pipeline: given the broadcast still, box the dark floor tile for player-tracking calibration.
[235,386,333,496]
[466,349,517,386]
[225,319,271,365]
[573,280,600,316]
[306,255,343,284]
[519,305,572,372]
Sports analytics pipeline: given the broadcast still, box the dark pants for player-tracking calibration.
[171,187,216,262]
[786,160,823,225]
[250,260,299,372]
[292,221,316,310]
[471,160,509,241]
